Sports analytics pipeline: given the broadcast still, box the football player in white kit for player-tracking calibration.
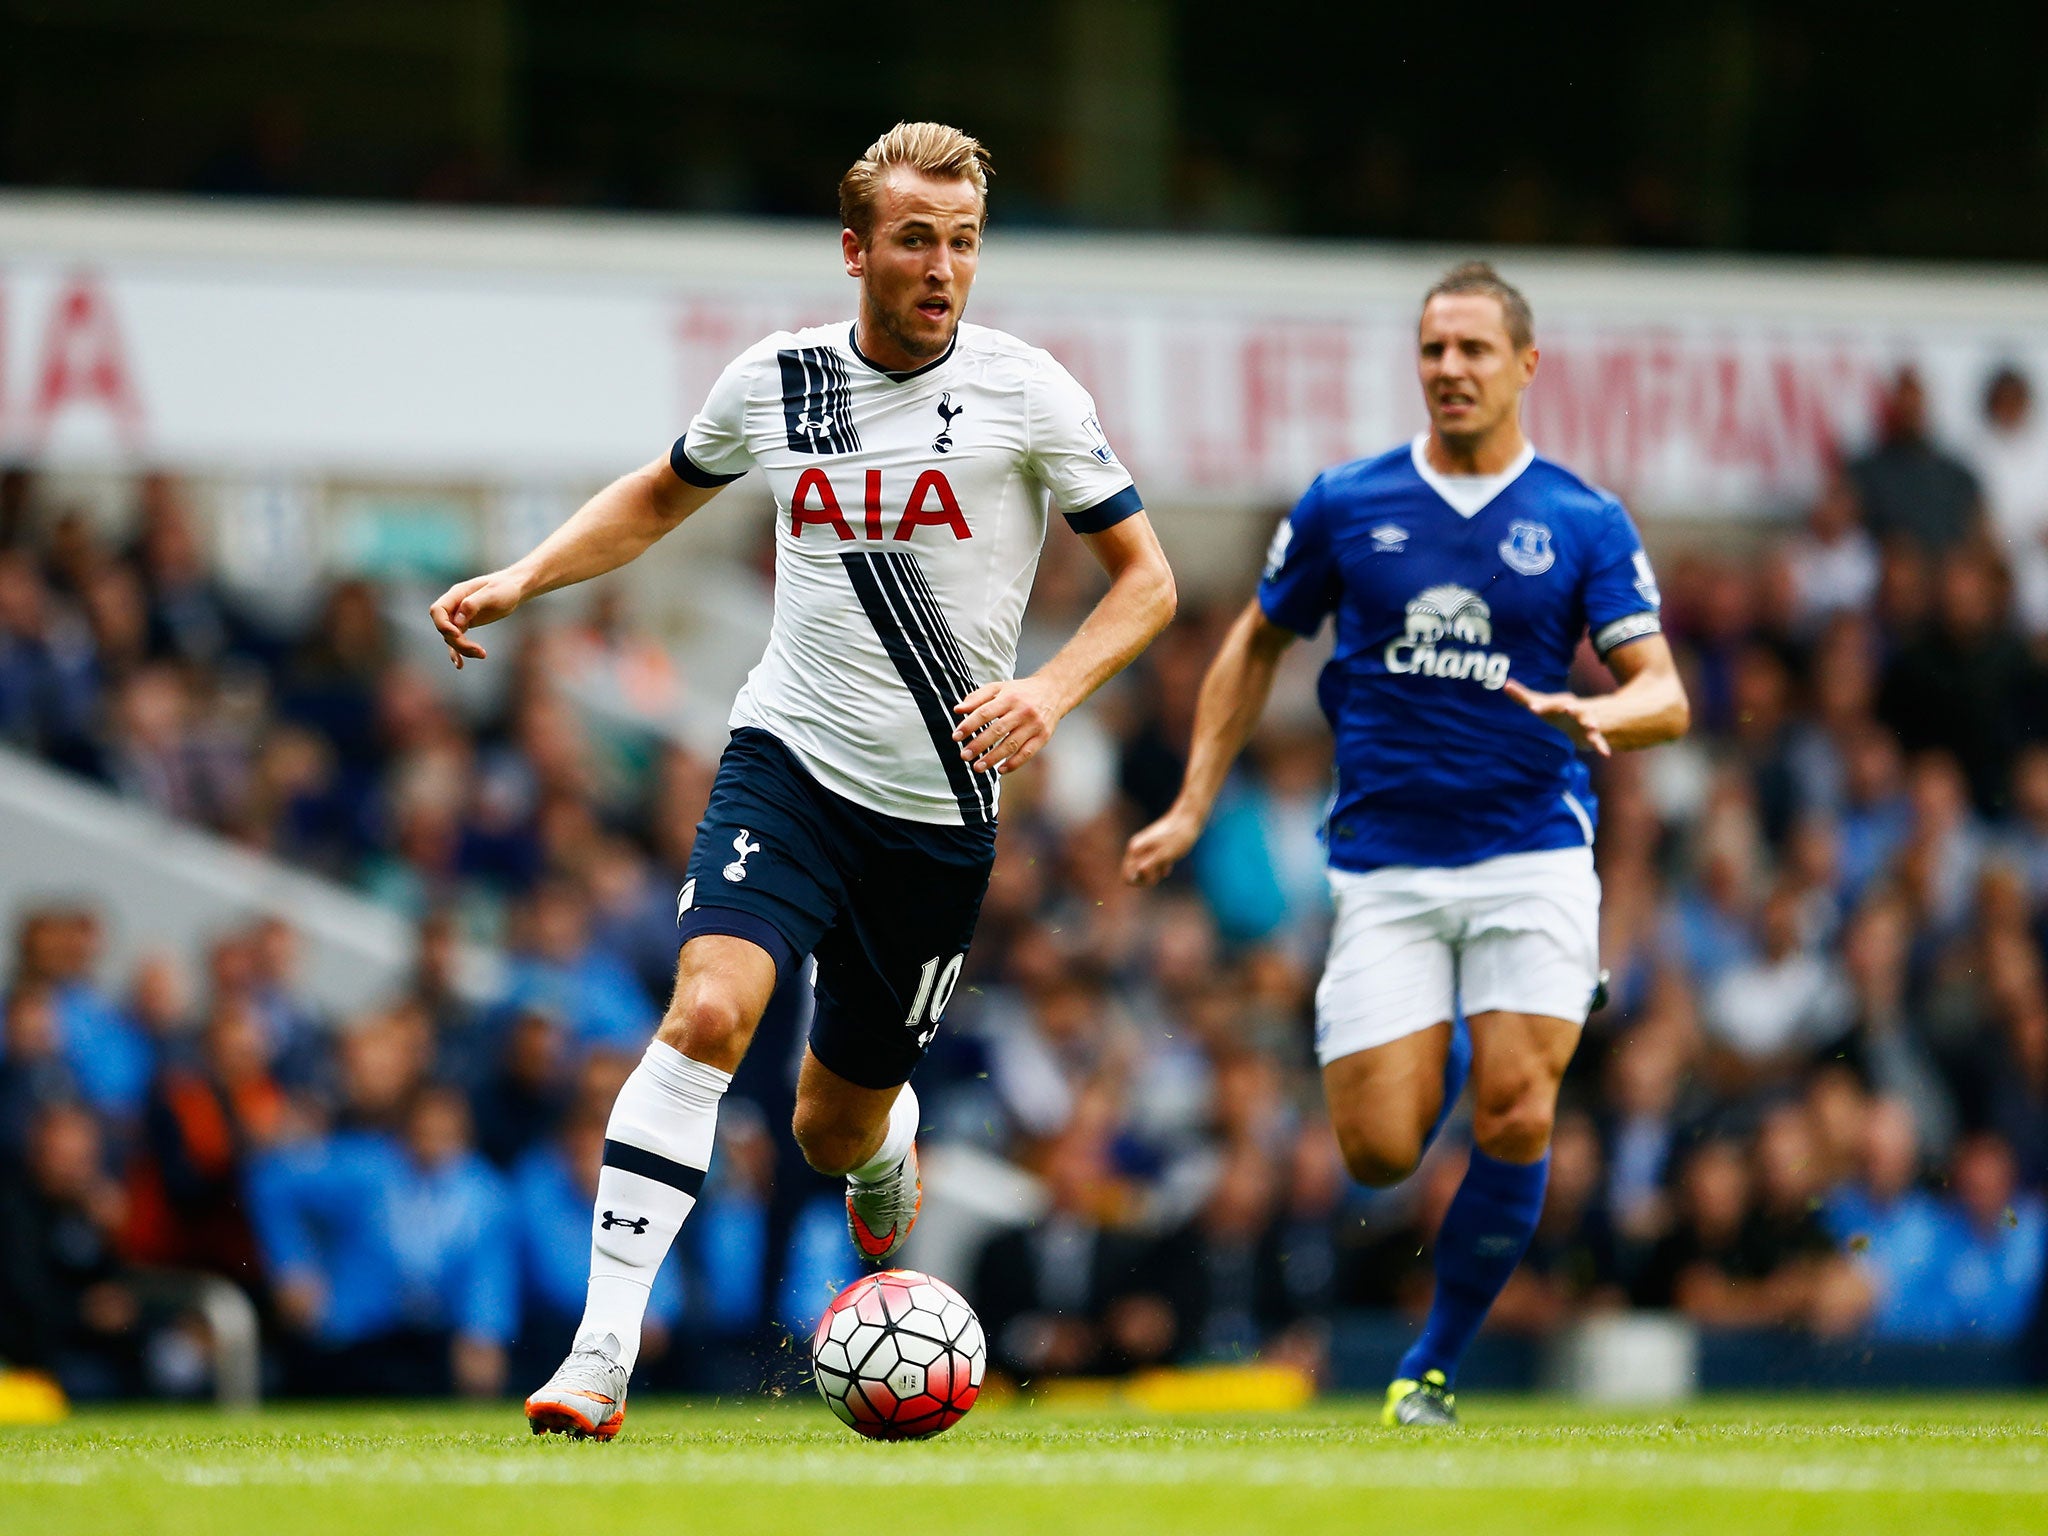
[429,122,1175,1439]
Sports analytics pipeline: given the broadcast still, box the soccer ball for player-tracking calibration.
[810,1269,986,1439]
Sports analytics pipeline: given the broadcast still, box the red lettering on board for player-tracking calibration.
[31,274,141,447]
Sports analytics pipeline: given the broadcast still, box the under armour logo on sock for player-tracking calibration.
[601,1211,651,1234]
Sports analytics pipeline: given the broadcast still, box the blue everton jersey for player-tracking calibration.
[1259,437,1662,873]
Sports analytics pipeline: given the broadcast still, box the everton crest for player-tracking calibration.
[1498,520,1555,576]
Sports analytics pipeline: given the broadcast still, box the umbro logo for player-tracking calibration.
[933,392,963,454]
[600,1211,650,1234]
[1370,524,1409,554]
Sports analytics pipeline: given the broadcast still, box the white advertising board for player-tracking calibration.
[3,194,2047,518]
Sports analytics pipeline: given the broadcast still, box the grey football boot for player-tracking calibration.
[526,1335,630,1440]
[846,1142,922,1263]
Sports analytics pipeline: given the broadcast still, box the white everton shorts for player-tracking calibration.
[1314,846,1601,1066]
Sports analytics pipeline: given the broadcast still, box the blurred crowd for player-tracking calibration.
[4,361,2048,1400]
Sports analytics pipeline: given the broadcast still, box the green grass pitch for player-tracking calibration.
[5,1396,2046,1536]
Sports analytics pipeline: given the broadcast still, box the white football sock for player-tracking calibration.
[848,1083,920,1184]
[571,1040,731,1373]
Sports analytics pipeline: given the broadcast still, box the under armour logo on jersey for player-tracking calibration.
[779,346,860,455]
[723,829,761,883]
[600,1211,650,1234]
[932,392,964,453]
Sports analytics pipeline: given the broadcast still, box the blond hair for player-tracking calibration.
[839,122,992,241]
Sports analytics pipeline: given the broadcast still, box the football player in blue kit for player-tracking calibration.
[1124,263,1690,1425]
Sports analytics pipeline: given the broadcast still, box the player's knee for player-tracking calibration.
[1471,1083,1557,1163]
[1329,1082,1435,1188]
[1333,1121,1423,1189]
[1344,1146,1421,1189]
[655,983,752,1064]
[790,1104,868,1177]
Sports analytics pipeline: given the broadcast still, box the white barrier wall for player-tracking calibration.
[0,746,418,1015]
[3,192,2048,518]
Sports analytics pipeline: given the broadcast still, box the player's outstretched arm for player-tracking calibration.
[1501,633,1690,757]
[428,455,721,668]
[1121,598,1296,887]
[952,512,1176,777]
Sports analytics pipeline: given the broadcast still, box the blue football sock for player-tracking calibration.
[1422,1014,1473,1153]
[1397,1146,1550,1386]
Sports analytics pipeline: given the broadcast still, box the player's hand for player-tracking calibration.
[428,570,528,669]
[1502,680,1612,757]
[1122,803,1205,887]
[952,676,1064,775]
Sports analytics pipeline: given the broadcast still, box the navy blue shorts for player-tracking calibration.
[677,728,997,1089]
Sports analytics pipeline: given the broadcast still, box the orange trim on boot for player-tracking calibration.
[526,1395,625,1441]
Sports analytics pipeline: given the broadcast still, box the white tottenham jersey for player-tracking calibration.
[672,321,1141,827]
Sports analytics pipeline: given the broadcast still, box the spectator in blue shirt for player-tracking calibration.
[1934,1133,2047,1342]
[1664,840,1759,984]
[1190,726,1333,951]
[1830,723,1913,906]
[693,1096,773,1342]
[1824,1096,1954,1339]
[498,881,653,1052]
[245,916,330,1091]
[250,1084,516,1397]
[13,908,152,1121]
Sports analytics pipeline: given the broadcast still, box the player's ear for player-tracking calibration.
[1520,344,1540,386]
[841,227,865,279]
